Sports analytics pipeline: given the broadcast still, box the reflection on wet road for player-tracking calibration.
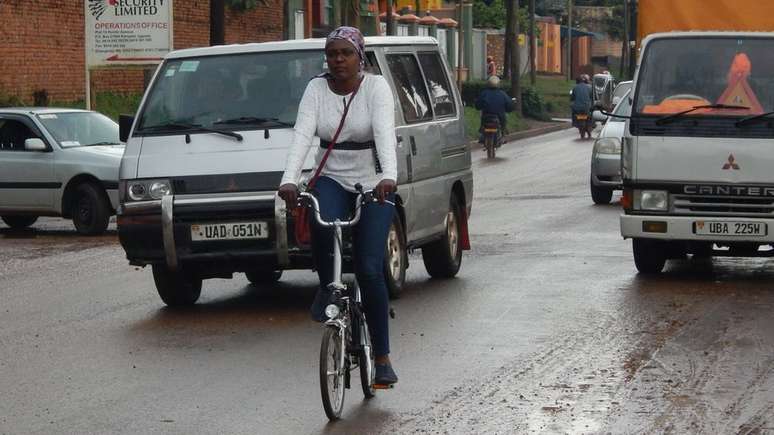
[2,129,773,434]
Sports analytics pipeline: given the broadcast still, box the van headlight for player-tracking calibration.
[122,179,173,202]
[635,190,668,211]
[594,137,621,155]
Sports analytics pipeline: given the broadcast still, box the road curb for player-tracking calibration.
[469,121,571,148]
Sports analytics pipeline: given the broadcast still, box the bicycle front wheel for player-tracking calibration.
[320,326,346,420]
[358,315,376,398]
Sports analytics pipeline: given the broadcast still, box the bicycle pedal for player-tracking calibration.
[373,383,394,390]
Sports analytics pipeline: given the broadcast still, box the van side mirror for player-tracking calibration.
[24,138,47,151]
[119,114,134,143]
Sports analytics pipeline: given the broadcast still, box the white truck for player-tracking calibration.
[620,31,774,272]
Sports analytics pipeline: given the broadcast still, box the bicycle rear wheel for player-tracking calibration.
[320,326,346,420]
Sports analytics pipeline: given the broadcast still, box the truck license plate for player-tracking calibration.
[191,221,268,241]
[694,221,767,236]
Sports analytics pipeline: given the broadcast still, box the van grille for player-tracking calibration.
[671,194,774,217]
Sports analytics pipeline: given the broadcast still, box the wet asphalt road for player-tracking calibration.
[2,128,774,435]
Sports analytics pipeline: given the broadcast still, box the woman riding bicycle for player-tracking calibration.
[278,26,399,386]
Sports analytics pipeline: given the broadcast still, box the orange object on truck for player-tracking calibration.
[637,0,774,48]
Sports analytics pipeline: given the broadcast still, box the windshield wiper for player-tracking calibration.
[213,117,292,127]
[84,141,122,146]
[136,122,243,141]
[655,104,750,126]
[735,111,774,127]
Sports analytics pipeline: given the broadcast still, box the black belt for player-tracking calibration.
[320,139,375,151]
[318,139,382,174]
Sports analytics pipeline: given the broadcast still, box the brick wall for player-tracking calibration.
[0,1,285,105]
[486,34,504,78]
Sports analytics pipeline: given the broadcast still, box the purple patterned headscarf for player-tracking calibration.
[326,26,365,65]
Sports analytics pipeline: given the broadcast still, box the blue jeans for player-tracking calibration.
[311,176,394,357]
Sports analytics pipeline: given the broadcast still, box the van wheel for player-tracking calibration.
[590,177,613,204]
[632,238,667,274]
[2,216,38,229]
[245,269,283,285]
[71,183,110,235]
[422,195,463,279]
[152,264,202,307]
[384,211,407,299]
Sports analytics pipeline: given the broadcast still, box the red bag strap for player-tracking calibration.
[307,76,363,189]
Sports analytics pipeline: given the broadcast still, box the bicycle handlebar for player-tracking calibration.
[297,187,395,228]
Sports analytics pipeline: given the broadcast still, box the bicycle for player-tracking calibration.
[298,185,394,421]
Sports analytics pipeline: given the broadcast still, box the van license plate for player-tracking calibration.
[694,221,767,236]
[191,222,269,241]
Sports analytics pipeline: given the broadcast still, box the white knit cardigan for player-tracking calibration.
[280,73,398,192]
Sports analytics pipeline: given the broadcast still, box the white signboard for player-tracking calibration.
[85,0,173,67]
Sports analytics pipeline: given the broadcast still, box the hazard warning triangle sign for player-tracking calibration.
[716,53,764,113]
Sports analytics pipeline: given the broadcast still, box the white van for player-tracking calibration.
[620,32,774,273]
[117,37,473,306]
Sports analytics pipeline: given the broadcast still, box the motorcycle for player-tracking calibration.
[572,110,593,139]
[481,114,502,159]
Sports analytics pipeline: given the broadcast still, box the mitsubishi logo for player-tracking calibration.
[722,154,740,170]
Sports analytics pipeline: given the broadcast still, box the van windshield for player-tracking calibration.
[634,37,774,117]
[137,50,326,132]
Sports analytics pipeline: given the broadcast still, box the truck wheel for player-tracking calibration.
[152,264,202,307]
[633,238,667,274]
[383,211,407,299]
[1,216,38,229]
[71,183,110,235]
[245,269,283,285]
[590,177,613,204]
[422,195,463,279]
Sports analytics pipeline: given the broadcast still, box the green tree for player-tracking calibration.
[604,4,625,39]
[473,0,529,30]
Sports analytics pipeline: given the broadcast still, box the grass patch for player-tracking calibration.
[532,75,574,119]
[464,106,528,141]
[47,92,143,121]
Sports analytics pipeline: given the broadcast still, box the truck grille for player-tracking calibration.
[671,194,774,217]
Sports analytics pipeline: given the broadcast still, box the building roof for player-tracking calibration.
[167,36,440,60]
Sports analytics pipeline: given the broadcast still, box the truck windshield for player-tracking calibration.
[634,37,774,117]
[137,50,326,132]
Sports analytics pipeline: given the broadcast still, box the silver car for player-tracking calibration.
[590,90,631,204]
[0,108,123,234]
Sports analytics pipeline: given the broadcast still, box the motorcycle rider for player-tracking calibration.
[475,75,515,144]
[570,74,594,139]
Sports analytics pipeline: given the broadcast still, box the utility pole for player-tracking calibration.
[529,0,536,86]
[503,0,514,80]
[457,0,464,86]
[210,0,225,45]
[510,0,522,114]
[566,0,572,81]
[620,0,628,79]
[386,0,395,35]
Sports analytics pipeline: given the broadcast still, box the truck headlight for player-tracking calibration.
[635,190,668,211]
[594,137,621,155]
[122,179,173,202]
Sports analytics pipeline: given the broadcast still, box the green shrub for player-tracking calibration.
[0,93,25,107]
